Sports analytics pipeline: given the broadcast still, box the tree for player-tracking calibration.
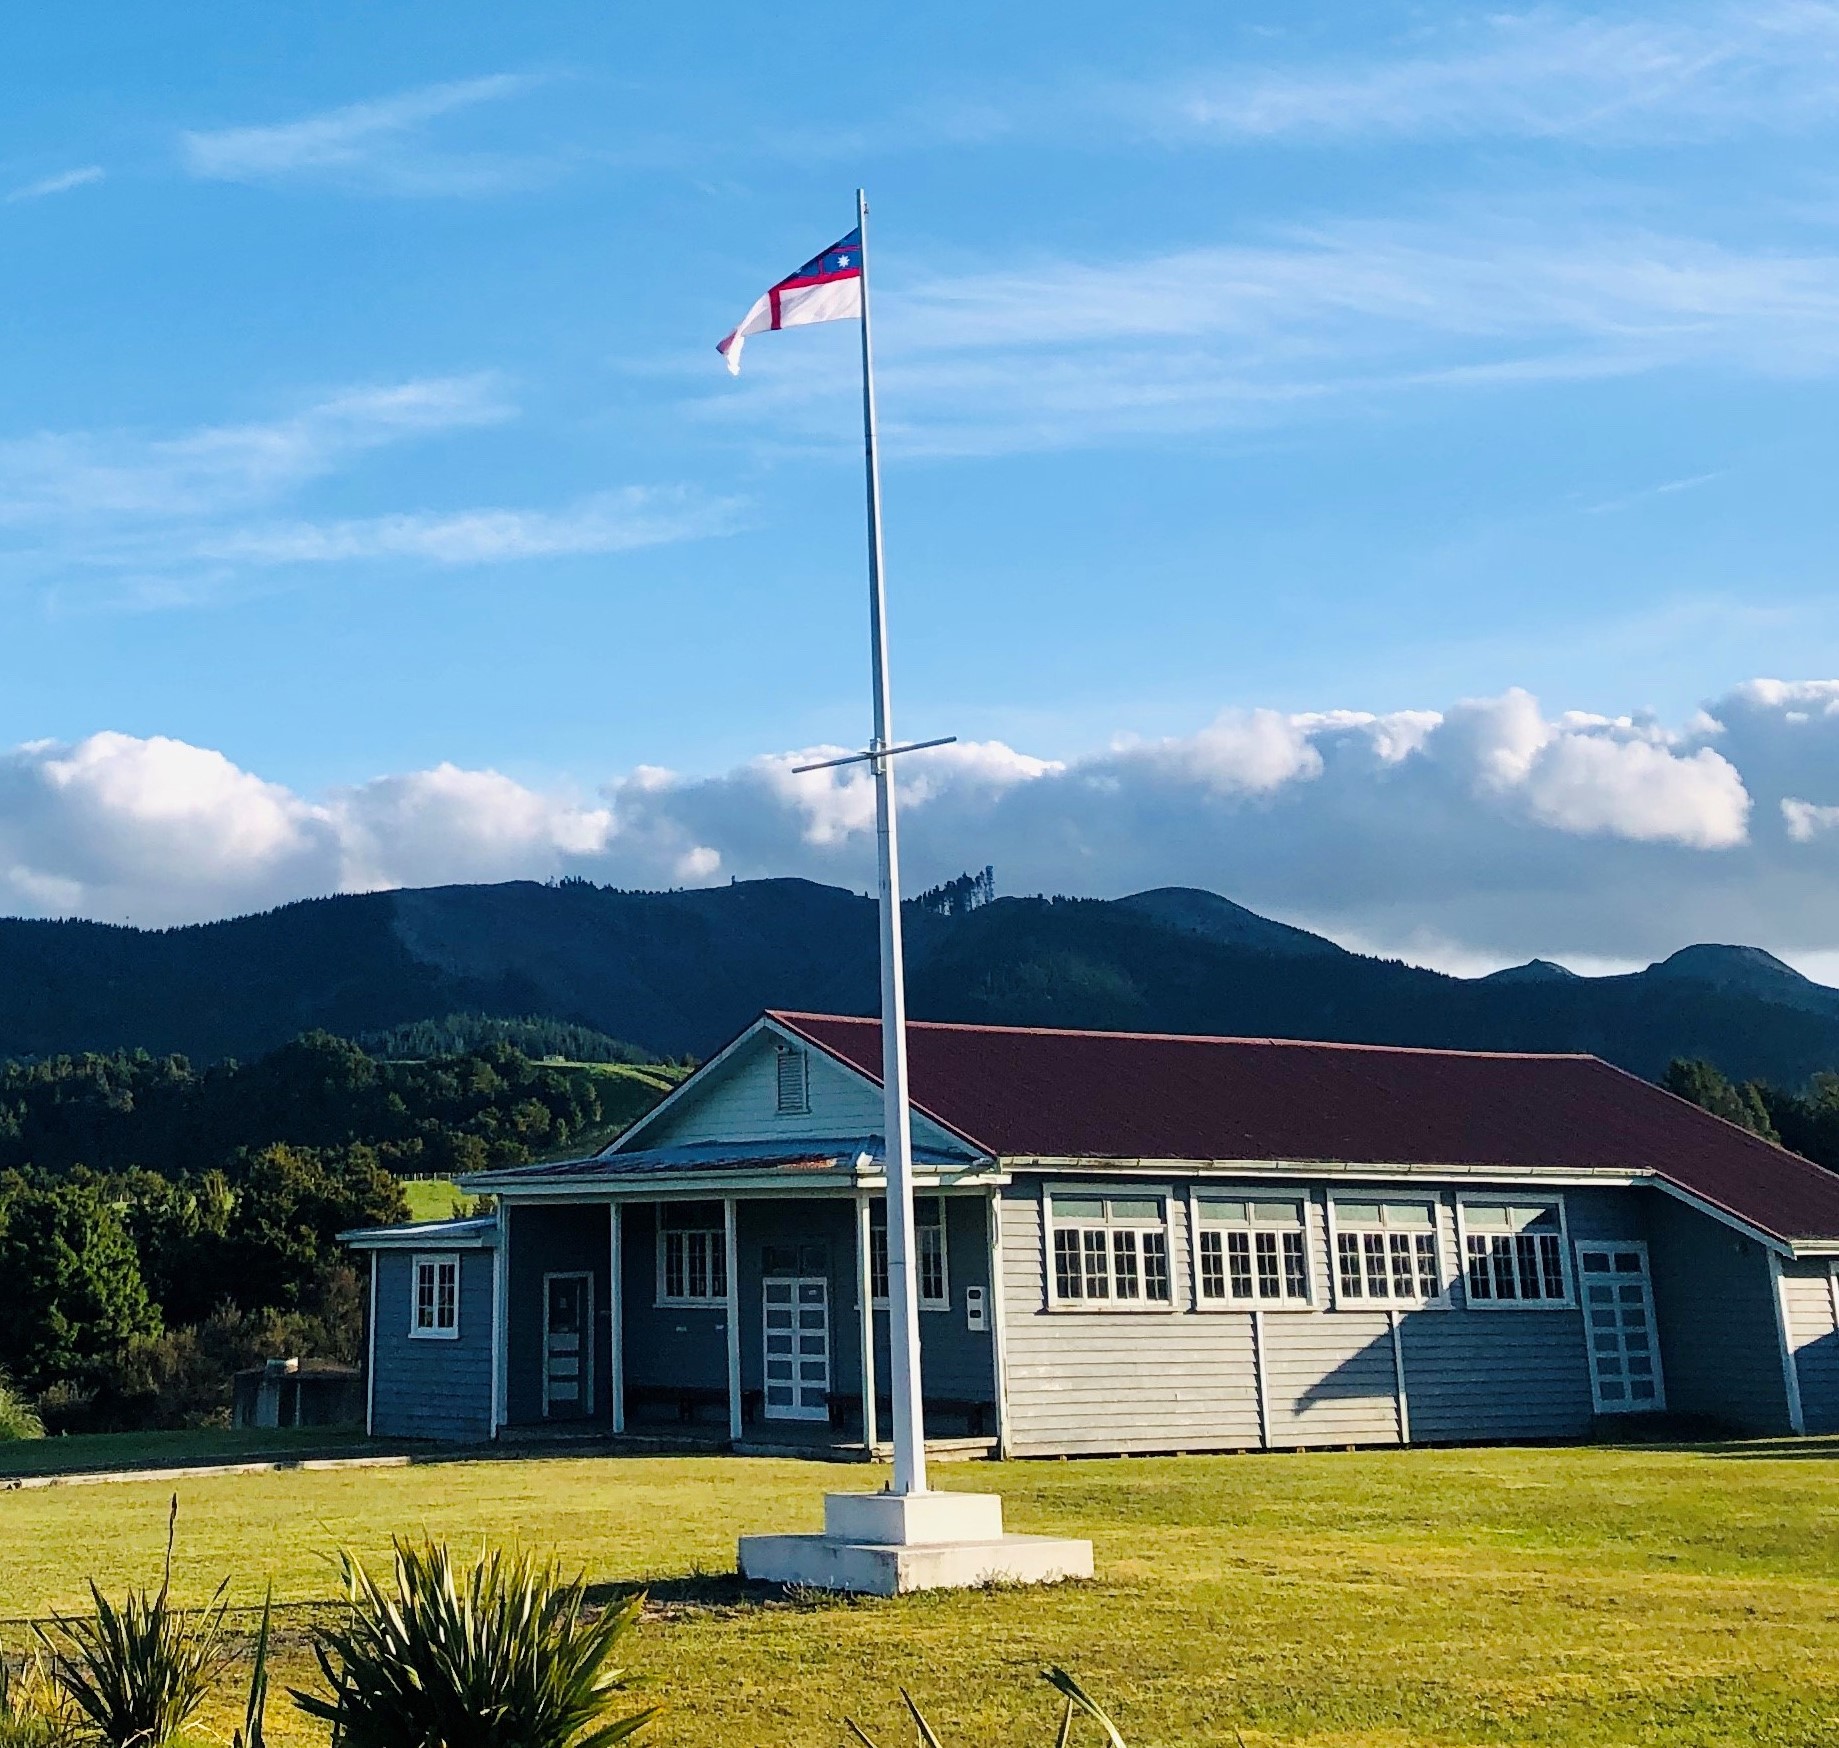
[0,1180,160,1393]
[1661,1058,1781,1142]
[218,1143,406,1310]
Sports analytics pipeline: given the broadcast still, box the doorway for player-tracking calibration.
[543,1271,594,1419]
[1576,1242,1664,1412]
[763,1277,830,1421]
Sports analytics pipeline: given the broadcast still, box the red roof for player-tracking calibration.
[769,1011,1839,1246]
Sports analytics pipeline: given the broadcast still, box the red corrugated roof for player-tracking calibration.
[769,1010,1839,1245]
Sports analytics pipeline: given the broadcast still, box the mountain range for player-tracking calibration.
[5,877,1839,1085]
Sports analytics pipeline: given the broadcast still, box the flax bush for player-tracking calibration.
[0,1374,43,1443]
[36,1500,234,1748]
[293,1540,656,1748]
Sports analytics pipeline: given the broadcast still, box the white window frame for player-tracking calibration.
[1326,1196,1448,1309]
[1188,1190,1316,1311]
[409,1252,461,1340]
[655,1205,730,1307]
[1456,1195,1575,1310]
[774,1044,810,1116]
[867,1194,950,1312]
[1044,1186,1175,1312]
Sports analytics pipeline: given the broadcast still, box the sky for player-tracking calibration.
[5,2,1839,977]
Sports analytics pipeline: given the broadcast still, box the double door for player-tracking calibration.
[763,1276,830,1421]
[1576,1242,1663,1412]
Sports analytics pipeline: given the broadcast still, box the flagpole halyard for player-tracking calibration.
[856,186,929,1499]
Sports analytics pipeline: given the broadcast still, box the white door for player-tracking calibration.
[1576,1242,1665,1413]
[763,1276,830,1421]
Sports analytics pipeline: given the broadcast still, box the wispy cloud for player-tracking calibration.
[705,217,1839,457]
[180,74,548,194]
[0,375,514,526]
[193,487,746,567]
[5,166,105,204]
[0,377,736,610]
[1122,5,1839,146]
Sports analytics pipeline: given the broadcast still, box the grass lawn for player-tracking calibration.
[399,1177,473,1221]
[0,1425,372,1479]
[2,1440,1838,1746]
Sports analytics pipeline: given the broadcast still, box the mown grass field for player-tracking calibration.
[3,1440,1838,1746]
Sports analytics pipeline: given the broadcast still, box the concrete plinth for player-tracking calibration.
[737,1490,1095,1597]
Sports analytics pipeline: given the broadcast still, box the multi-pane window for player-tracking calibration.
[1050,1194,1171,1306]
[1460,1202,1569,1305]
[869,1196,948,1309]
[411,1254,460,1338]
[1195,1198,1311,1305]
[1333,1201,1442,1304]
[659,1202,729,1304]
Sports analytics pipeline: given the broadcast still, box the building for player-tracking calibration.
[344,1010,1839,1454]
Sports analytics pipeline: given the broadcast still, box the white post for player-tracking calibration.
[856,1190,879,1457]
[609,1201,625,1436]
[491,1204,509,1434]
[856,186,928,1499]
[364,1252,378,1438]
[724,1196,743,1443]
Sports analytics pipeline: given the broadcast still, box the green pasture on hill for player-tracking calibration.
[2,1440,1838,1746]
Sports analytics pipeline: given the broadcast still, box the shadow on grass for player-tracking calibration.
[587,1572,873,1618]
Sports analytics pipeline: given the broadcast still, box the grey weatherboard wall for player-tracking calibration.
[997,1179,1662,1456]
[369,1249,495,1443]
[1645,1195,1794,1434]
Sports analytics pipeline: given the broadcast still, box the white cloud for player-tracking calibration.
[181,75,546,194]
[16,680,1839,971]
[5,166,105,204]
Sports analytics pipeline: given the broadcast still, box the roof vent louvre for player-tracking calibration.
[775,1045,810,1115]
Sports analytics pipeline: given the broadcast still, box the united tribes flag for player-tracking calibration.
[717,229,862,375]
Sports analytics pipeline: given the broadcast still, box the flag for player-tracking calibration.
[717,228,862,375]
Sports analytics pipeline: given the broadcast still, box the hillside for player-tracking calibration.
[6,877,1839,1084]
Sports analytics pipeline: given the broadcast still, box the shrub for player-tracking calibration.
[0,1649,68,1748]
[38,1498,234,1748]
[294,1542,655,1748]
[0,1374,42,1442]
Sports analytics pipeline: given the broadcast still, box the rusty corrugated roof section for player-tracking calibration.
[771,1010,1839,1244]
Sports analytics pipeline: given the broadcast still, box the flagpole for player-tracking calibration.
[856,186,928,1499]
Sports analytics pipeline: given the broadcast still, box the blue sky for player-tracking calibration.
[6,2,1839,972]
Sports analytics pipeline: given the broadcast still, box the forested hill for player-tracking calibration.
[7,876,1839,1085]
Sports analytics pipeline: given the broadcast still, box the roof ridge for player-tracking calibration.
[767,1008,1600,1062]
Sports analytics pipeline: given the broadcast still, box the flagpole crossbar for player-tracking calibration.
[790,734,957,776]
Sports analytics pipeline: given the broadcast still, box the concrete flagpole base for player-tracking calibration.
[738,1490,1094,1597]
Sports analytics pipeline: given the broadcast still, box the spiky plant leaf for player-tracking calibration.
[291,1540,656,1748]
[1042,1669,1127,1748]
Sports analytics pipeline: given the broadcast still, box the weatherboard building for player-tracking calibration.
[344,1010,1839,1454]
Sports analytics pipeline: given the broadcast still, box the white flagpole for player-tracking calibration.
[856,186,928,1499]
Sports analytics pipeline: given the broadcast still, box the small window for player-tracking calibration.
[1332,1200,1442,1306]
[1196,1197,1312,1306]
[869,1196,949,1309]
[1459,1201,1570,1306]
[658,1202,729,1305]
[411,1253,460,1339]
[1049,1191,1171,1308]
[775,1046,810,1115]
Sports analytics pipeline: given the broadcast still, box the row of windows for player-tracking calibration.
[1047,1192,1576,1311]
[655,1199,951,1309]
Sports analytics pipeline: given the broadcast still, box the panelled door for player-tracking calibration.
[543,1272,593,1419]
[1575,1241,1664,1413]
[763,1277,830,1421]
